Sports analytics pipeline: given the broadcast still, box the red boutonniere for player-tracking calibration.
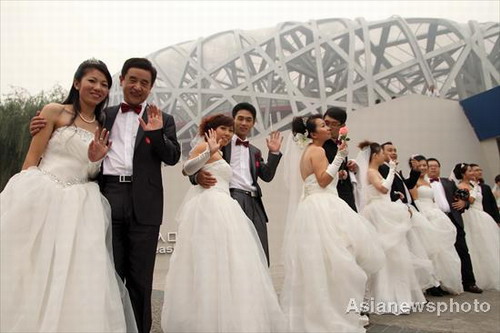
[145,136,151,144]
[255,152,261,168]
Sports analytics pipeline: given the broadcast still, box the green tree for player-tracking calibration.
[0,86,66,191]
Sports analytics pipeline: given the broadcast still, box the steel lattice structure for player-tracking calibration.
[109,16,500,156]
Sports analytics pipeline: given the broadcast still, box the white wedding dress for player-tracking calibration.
[414,186,463,294]
[361,185,426,314]
[0,126,136,332]
[161,159,285,332]
[461,189,500,291]
[280,174,385,332]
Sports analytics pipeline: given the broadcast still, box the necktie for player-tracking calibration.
[121,103,142,114]
[430,178,440,183]
[236,138,249,147]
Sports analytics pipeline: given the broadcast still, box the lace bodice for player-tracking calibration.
[37,126,99,185]
[201,159,232,193]
[302,174,338,197]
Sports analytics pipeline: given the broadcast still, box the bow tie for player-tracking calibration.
[121,103,142,114]
[430,178,440,183]
[236,138,249,147]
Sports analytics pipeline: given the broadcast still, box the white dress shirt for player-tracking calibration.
[430,179,451,213]
[229,135,256,192]
[102,103,146,176]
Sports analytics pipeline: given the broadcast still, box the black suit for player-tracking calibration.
[479,183,500,223]
[191,140,281,263]
[323,139,357,211]
[99,105,181,333]
[438,177,477,287]
[379,163,420,204]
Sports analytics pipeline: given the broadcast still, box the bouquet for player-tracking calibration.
[453,188,469,213]
[336,126,350,144]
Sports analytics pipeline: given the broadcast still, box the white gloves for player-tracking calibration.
[325,149,348,178]
[381,160,396,190]
[183,148,211,175]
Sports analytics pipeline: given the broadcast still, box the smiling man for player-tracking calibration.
[191,102,283,264]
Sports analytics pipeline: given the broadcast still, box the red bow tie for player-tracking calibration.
[121,103,142,114]
[430,178,440,183]
[236,138,249,147]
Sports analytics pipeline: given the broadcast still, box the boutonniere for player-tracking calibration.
[145,136,151,144]
[255,152,261,168]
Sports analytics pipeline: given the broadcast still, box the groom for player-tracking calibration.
[191,102,282,264]
[30,58,181,333]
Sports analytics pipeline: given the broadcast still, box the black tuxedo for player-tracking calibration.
[438,177,477,287]
[379,163,420,204]
[191,140,282,263]
[323,139,357,211]
[99,105,180,333]
[479,183,500,223]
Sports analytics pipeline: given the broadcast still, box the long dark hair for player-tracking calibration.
[62,59,112,127]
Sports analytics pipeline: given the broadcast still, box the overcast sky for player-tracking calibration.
[1,0,499,96]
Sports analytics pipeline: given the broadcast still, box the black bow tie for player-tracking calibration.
[236,138,249,147]
[121,103,142,114]
[430,178,440,183]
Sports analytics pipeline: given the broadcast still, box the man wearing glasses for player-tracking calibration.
[323,107,358,212]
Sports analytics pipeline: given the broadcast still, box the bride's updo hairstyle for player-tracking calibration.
[358,140,381,162]
[409,154,426,168]
[452,163,469,180]
[198,114,234,137]
[63,59,112,127]
[292,114,322,138]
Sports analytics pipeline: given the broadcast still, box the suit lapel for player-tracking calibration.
[104,105,120,131]
[134,105,148,150]
[249,145,257,181]
[222,144,232,164]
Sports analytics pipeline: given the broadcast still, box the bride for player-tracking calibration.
[454,163,500,291]
[409,155,463,294]
[356,141,426,315]
[280,115,384,332]
[0,59,136,332]
[161,114,285,332]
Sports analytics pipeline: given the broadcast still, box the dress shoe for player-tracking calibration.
[426,287,444,296]
[464,285,483,293]
[436,286,450,295]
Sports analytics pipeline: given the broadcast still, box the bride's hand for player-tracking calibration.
[205,129,221,155]
[88,128,111,162]
[337,141,348,157]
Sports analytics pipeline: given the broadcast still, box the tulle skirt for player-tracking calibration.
[415,203,463,294]
[362,199,426,314]
[0,169,136,332]
[161,186,285,332]
[462,208,500,291]
[280,191,385,332]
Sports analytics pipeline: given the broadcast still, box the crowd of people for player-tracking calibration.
[1,58,499,333]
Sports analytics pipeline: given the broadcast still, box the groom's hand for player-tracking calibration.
[196,169,217,188]
[30,110,47,136]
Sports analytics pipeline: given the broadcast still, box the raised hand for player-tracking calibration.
[337,141,348,158]
[88,128,111,162]
[266,131,283,153]
[139,104,163,131]
[205,128,221,155]
[409,158,419,171]
[388,159,397,170]
[29,110,47,136]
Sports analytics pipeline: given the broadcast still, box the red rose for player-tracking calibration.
[255,152,261,168]
[145,137,151,144]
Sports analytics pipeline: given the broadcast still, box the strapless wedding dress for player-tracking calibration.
[1,126,136,332]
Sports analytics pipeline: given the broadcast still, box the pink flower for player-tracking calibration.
[338,126,349,136]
